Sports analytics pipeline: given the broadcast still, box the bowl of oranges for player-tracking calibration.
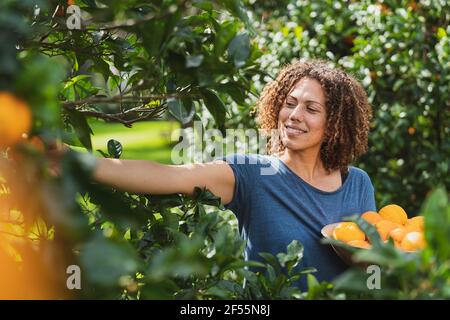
[321,204,426,266]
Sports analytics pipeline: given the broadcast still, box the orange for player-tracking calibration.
[361,211,383,225]
[379,204,408,225]
[375,220,401,241]
[0,92,32,148]
[401,231,426,251]
[333,222,365,243]
[405,216,424,232]
[388,226,408,243]
[347,240,371,249]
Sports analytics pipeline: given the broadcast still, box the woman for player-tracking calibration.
[52,60,376,290]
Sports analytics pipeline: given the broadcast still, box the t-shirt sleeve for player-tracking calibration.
[360,172,377,212]
[217,154,255,221]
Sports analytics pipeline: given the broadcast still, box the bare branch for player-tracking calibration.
[77,104,167,127]
[61,93,183,109]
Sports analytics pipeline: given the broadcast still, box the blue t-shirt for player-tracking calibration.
[220,153,376,290]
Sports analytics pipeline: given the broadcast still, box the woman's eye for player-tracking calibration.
[307,107,317,113]
[285,103,296,108]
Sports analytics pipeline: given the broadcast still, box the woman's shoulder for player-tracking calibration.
[218,153,281,177]
[219,153,275,165]
[348,166,373,185]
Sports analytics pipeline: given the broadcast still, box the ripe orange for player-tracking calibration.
[0,92,32,148]
[379,204,408,225]
[347,240,371,249]
[405,216,424,232]
[333,222,365,243]
[388,226,408,243]
[361,211,383,225]
[375,220,401,241]
[401,231,426,251]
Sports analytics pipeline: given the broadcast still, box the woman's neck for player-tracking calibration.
[278,148,329,181]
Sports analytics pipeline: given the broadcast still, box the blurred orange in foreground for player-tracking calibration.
[0,92,32,148]
[0,159,70,299]
[0,242,55,299]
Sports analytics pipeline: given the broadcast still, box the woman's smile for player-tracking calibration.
[284,124,308,137]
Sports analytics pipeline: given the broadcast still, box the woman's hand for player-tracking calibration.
[45,140,70,178]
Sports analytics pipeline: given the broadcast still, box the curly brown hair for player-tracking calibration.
[257,59,373,173]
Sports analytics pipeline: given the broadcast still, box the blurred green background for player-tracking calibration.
[83,120,178,164]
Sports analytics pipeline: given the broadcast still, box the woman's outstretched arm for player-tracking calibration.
[92,158,235,205]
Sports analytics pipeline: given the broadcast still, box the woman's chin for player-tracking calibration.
[282,140,306,151]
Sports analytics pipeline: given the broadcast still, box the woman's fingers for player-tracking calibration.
[44,139,69,177]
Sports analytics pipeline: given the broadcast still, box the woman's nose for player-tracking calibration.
[288,105,305,122]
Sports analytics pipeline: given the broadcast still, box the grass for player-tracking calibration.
[78,119,180,164]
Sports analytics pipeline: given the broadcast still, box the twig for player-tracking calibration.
[76,104,167,127]
[61,93,184,109]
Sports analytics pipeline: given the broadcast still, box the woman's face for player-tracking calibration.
[278,77,327,152]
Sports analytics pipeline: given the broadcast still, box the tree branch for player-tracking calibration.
[61,92,187,109]
[78,104,168,128]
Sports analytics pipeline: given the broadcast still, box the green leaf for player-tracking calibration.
[215,82,247,105]
[266,264,277,284]
[168,98,193,124]
[218,0,254,33]
[307,273,319,289]
[191,187,222,207]
[161,209,179,231]
[228,32,250,68]
[422,187,450,261]
[277,240,304,273]
[80,235,139,287]
[205,280,244,299]
[107,139,122,159]
[298,267,317,275]
[224,260,266,270]
[200,88,227,126]
[333,270,370,292]
[147,240,210,280]
[258,252,281,274]
[437,27,446,39]
[81,0,97,7]
[321,237,358,253]
[214,21,238,57]
[65,109,93,151]
[64,75,92,91]
[192,0,213,11]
